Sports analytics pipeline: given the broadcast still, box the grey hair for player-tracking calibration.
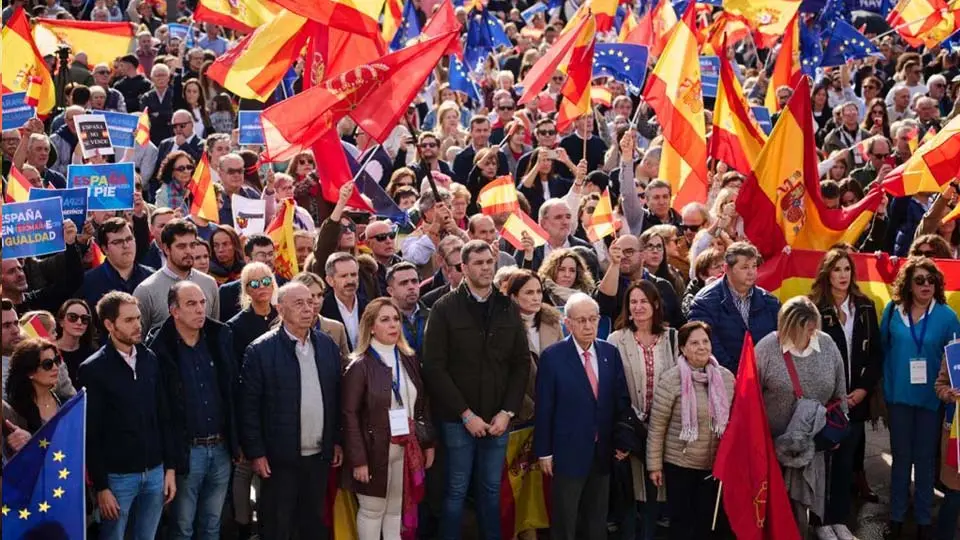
[418,187,452,213]
[437,234,465,261]
[564,292,599,317]
[275,281,309,305]
[646,179,671,195]
[324,251,358,277]
[538,198,571,222]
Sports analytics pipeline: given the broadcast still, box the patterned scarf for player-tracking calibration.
[391,418,426,540]
[676,354,730,442]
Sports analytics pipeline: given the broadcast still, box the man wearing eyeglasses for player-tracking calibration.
[216,153,261,227]
[92,63,126,112]
[364,219,403,294]
[850,137,894,188]
[81,217,155,322]
[155,110,204,179]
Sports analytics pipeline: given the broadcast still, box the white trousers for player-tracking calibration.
[357,443,404,540]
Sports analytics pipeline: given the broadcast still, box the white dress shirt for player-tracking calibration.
[335,294,360,347]
[573,340,599,380]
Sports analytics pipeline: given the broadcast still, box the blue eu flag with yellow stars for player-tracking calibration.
[2,391,86,539]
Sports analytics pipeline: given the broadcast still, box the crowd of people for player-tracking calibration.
[3,0,960,540]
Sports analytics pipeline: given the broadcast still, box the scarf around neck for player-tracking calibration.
[676,354,730,443]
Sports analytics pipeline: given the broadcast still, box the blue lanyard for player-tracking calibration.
[907,307,930,357]
[371,347,404,406]
[403,315,424,352]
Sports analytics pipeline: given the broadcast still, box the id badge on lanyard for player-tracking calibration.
[908,309,930,385]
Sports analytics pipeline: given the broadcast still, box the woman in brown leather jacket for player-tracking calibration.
[342,297,435,540]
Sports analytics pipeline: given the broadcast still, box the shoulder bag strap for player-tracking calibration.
[782,350,804,400]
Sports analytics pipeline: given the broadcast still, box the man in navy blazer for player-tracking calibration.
[534,292,632,540]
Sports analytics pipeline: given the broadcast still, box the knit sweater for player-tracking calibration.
[133,267,220,338]
[646,364,734,472]
[754,331,848,439]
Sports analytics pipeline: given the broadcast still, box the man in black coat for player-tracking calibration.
[515,198,592,272]
[451,116,508,183]
[140,64,176,144]
[240,281,343,540]
[113,54,152,113]
[145,282,239,539]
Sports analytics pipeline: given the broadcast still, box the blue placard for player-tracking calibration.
[947,341,960,390]
[238,111,265,145]
[29,187,89,230]
[168,23,190,42]
[848,0,892,13]
[699,56,720,99]
[1,197,66,259]
[2,92,36,130]
[67,162,135,211]
[102,111,140,149]
[751,106,773,135]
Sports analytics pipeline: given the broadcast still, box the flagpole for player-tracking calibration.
[870,12,950,43]
[349,143,383,184]
[712,481,723,531]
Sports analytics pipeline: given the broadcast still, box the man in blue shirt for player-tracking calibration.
[81,217,156,323]
[197,23,231,56]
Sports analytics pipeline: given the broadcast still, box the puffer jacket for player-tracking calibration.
[646,364,734,473]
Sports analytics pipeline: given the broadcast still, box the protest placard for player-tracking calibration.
[231,195,267,236]
[947,340,960,389]
[238,111,265,145]
[751,106,773,135]
[74,113,114,158]
[29,187,89,230]
[68,162,135,211]
[699,56,720,99]
[1,197,66,259]
[102,111,140,148]
[2,92,35,129]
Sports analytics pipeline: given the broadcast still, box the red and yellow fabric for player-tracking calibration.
[1,7,56,115]
[189,153,220,223]
[421,0,464,58]
[520,14,591,107]
[478,176,520,215]
[949,403,960,472]
[500,212,549,250]
[764,14,801,114]
[268,0,386,38]
[21,314,53,341]
[649,0,679,57]
[207,9,310,102]
[33,18,134,68]
[722,0,802,47]
[265,198,300,279]
[700,12,751,55]
[590,86,613,107]
[194,0,281,33]
[556,15,597,132]
[4,167,33,203]
[711,52,767,175]
[618,7,639,43]
[25,76,43,108]
[303,21,388,95]
[586,188,617,242]
[381,0,405,42]
[737,76,883,261]
[89,240,107,269]
[886,0,959,48]
[135,108,151,147]
[642,4,708,211]
[587,0,618,32]
[498,426,551,539]
[882,115,960,197]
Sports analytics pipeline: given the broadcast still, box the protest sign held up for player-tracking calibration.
[102,111,141,148]
[73,113,115,158]
[2,92,35,129]
[238,111,266,145]
[68,162,135,211]
[29,187,89,230]
[231,194,267,236]
[1,197,66,259]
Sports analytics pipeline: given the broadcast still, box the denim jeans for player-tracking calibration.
[937,489,960,540]
[98,465,165,540]
[889,403,940,525]
[440,422,509,540]
[170,443,233,540]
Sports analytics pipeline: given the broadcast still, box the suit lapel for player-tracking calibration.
[564,337,597,402]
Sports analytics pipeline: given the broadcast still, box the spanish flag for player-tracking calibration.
[135,108,151,147]
[586,188,617,242]
[556,15,597,132]
[882,115,960,197]
[33,19,134,68]
[722,0,802,47]
[268,0,386,38]
[643,4,708,211]
[500,212,549,251]
[634,0,679,58]
[700,12,751,55]
[193,0,281,33]
[590,86,612,107]
[764,14,801,114]
[587,0,618,32]
[478,175,520,215]
[711,53,767,176]
[381,0,405,43]
[266,198,300,279]
[5,167,33,203]
[305,20,388,91]
[520,14,592,108]
[89,240,107,269]
[21,314,53,341]
[25,76,43,108]
[1,7,56,115]
[189,153,220,223]
[207,9,310,102]
[498,426,551,538]
[886,0,959,48]
[736,76,883,261]
[618,8,639,43]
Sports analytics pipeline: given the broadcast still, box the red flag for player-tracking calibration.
[713,334,801,540]
[303,20,388,88]
[422,0,464,57]
[313,130,374,212]
[261,30,459,161]
[518,14,591,107]
[556,16,597,131]
[268,0,384,38]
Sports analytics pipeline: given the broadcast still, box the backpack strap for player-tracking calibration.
[782,350,804,400]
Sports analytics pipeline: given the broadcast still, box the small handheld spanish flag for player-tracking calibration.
[499,212,549,251]
[4,166,33,203]
[477,175,519,216]
[134,107,151,147]
[24,75,43,108]
[21,313,53,340]
[89,240,107,268]
[586,188,618,242]
[189,153,220,223]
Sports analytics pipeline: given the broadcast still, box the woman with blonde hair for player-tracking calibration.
[433,100,469,148]
[386,168,418,199]
[342,298,435,540]
[537,248,596,306]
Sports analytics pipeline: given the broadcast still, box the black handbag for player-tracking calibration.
[783,350,850,451]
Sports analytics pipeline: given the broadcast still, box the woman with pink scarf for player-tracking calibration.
[646,321,734,540]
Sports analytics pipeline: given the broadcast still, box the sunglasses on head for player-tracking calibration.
[174,165,195,173]
[39,357,62,371]
[913,274,939,286]
[65,312,91,324]
[370,231,397,242]
[247,276,274,289]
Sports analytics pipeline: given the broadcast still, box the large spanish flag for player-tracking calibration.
[736,76,883,261]
[381,0,405,43]
[764,14,801,114]
[700,12,751,55]
[194,0,281,33]
[266,198,300,279]
[520,14,591,107]
[711,52,767,175]
[1,8,55,115]
[499,426,551,539]
[886,0,959,48]
[33,19,134,68]
[722,0,802,47]
[882,115,960,197]
[207,9,310,102]
[556,15,597,132]
[642,4,708,211]
[189,153,220,223]
[268,0,385,38]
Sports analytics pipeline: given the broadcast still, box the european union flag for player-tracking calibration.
[799,21,824,77]
[464,10,512,71]
[448,55,482,103]
[2,391,86,539]
[391,0,422,51]
[944,29,960,53]
[820,19,882,68]
[592,44,649,95]
[521,2,548,23]
[347,148,410,225]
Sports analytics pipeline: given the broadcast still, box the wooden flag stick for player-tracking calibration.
[712,481,723,531]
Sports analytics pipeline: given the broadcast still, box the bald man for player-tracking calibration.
[155,110,204,182]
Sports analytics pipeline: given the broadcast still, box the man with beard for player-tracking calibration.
[134,219,219,338]
[320,252,368,350]
[79,292,176,540]
[387,262,429,355]
[409,132,454,179]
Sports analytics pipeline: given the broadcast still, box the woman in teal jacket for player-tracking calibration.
[881,257,960,539]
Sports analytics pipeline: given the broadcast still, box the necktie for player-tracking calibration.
[583,350,598,399]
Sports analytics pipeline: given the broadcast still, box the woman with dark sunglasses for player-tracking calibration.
[56,299,97,389]
[155,150,196,215]
[4,338,66,453]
